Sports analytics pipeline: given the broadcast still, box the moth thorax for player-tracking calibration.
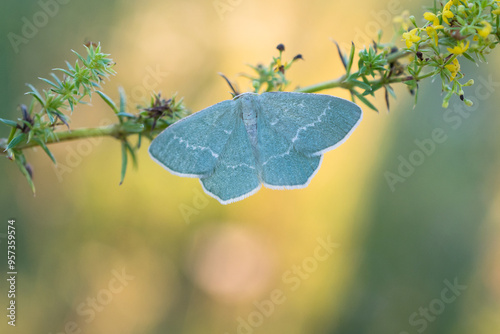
[240,96,258,146]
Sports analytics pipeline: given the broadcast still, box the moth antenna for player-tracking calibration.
[218,72,240,97]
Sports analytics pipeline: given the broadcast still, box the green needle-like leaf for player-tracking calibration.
[0,118,19,128]
[120,141,128,185]
[350,80,372,91]
[462,52,476,63]
[6,133,28,150]
[124,140,137,169]
[26,84,45,105]
[346,42,356,75]
[38,77,60,89]
[119,87,127,114]
[96,91,119,114]
[72,49,87,65]
[13,151,35,195]
[353,91,378,112]
[33,138,56,164]
[117,112,135,118]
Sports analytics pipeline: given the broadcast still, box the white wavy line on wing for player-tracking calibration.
[291,102,331,143]
[225,162,256,170]
[172,134,219,158]
[261,145,293,166]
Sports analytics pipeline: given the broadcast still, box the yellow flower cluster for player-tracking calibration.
[477,20,492,38]
[447,41,470,55]
[402,29,421,48]
[493,1,500,15]
[402,0,497,51]
[445,58,461,81]
[441,0,468,25]
[423,12,444,46]
[397,0,499,86]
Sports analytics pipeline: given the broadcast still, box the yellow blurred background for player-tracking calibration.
[0,0,499,333]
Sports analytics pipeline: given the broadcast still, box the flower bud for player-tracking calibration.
[463,79,474,86]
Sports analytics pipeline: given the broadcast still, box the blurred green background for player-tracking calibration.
[0,0,499,333]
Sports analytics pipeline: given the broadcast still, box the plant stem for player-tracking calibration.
[296,75,349,93]
[296,49,413,93]
[1,123,128,154]
[0,47,422,155]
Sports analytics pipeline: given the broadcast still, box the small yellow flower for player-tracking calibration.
[447,40,470,55]
[426,26,439,46]
[442,9,454,25]
[423,11,444,46]
[445,0,466,10]
[424,12,445,29]
[445,58,461,81]
[477,20,492,38]
[441,0,458,25]
[424,12,440,26]
[402,28,421,48]
[494,1,500,15]
[444,0,452,11]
